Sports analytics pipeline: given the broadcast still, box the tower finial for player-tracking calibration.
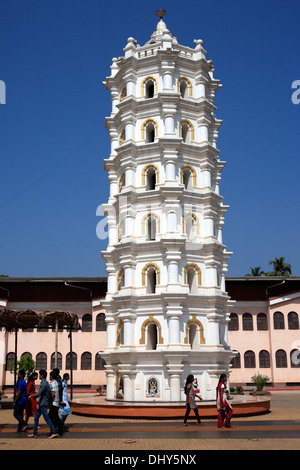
[155,9,166,19]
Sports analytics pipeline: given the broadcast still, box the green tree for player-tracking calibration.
[9,353,35,378]
[245,267,265,276]
[267,257,292,277]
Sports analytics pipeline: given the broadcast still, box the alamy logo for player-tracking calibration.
[0,80,6,104]
[96,196,206,251]
[291,80,300,105]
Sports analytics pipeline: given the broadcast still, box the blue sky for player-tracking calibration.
[0,0,299,278]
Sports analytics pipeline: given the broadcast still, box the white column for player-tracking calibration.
[105,320,116,347]
[110,130,119,153]
[106,371,116,400]
[109,173,118,197]
[207,317,220,344]
[199,123,208,142]
[168,316,180,343]
[168,372,182,402]
[202,168,211,188]
[167,261,178,284]
[204,215,214,237]
[122,372,136,401]
[167,210,177,233]
[125,164,135,187]
[164,113,175,134]
[110,89,119,114]
[165,160,176,181]
[162,71,173,90]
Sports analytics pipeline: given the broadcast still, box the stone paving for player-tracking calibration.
[1,391,300,451]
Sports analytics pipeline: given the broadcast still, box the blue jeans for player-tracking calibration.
[33,405,57,435]
[13,403,27,431]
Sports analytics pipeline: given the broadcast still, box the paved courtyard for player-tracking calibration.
[1,391,300,451]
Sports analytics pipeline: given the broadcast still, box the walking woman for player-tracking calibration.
[25,372,38,425]
[183,375,202,426]
[216,373,233,428]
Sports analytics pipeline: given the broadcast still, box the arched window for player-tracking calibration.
[119,128,125,146]
[177,77,192,98]
[96,313,106,331]
[146,121,155,142]
[141,76,158,97]
[116,320,124,346]
[142,164,160,189]
[179,119,194,143]
[146,166,156,190]
[187,266,197,293]
[147,266,157,293]
[66,352,77,370]
[183,166,192,189]
[146,215,157,240]
[117,269,125,290]
[147,323,158,350]
[244,350,255,368]
[120,87,127,101]
[184,213,198,241]
[21,352,32,359]
[81,352,92,370]
[145,79,155,98]
[288,311,299,330]
[179,80,188,98]
[142,263,160,293]
[276,349,287,368]
[259,350,270,368]
[228,313,239,331]
[291,349,300,368]
[119,173,125,192]
[36,352,47,370]
[95,353,106,370]
[5,352,15,371]
[51,352,62,370]
[188,323,200,349]
[180,165,196,189]
[142,119,158,142]
[242,313,253,331]
[118,219,125,242]
[230,352,241,368]
[182,122,191,143]
[184,263,201,293]
[82,314,92,332]
[274,311,284,330]
[257,313,268,330]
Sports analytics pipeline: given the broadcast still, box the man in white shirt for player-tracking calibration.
[49,370,64,435]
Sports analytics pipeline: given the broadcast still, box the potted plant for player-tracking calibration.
[251,373,270,395]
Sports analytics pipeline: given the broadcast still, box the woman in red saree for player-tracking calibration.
[25,372,38,424]
[216,373,233,428]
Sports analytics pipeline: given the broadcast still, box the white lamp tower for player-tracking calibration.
[101,11,234,402]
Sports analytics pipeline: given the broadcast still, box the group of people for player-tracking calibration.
[14,369,231,435]
[183,373,233,428]
[13,368,71,438]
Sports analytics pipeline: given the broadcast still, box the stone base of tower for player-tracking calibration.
[101,348,236,403]
[70,395,271,419]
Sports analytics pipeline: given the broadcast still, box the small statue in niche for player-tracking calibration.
[148,377,158,395]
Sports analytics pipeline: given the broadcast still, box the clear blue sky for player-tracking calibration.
[1,0,299,278]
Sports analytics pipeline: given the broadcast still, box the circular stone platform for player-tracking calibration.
[70,395,270,419]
